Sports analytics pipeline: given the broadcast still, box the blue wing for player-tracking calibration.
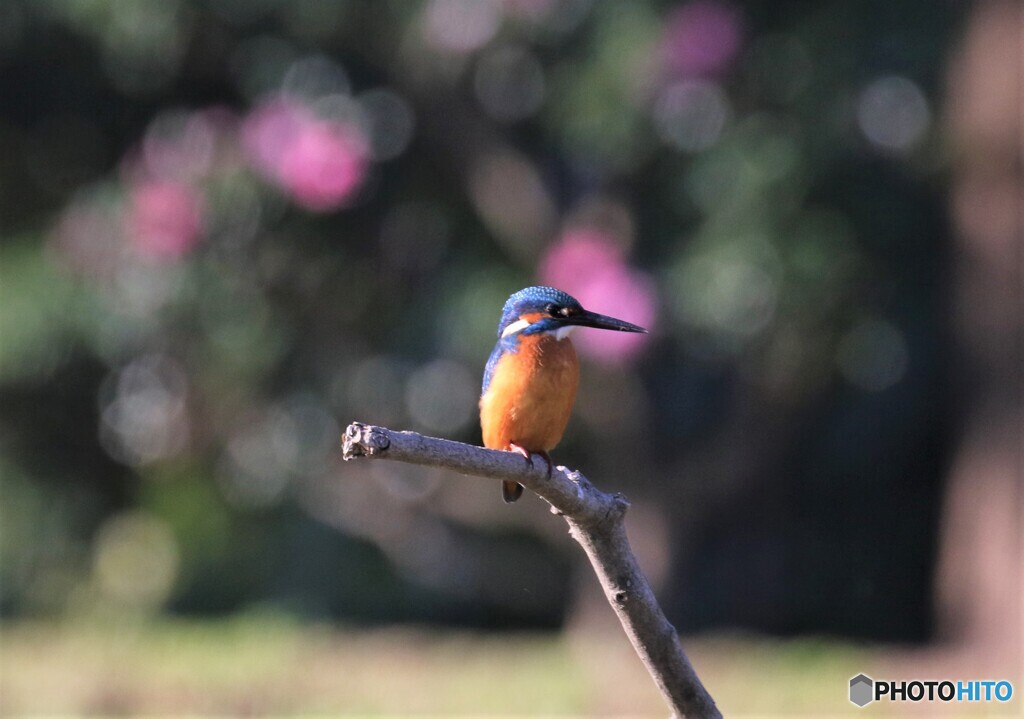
[481,335,520,396]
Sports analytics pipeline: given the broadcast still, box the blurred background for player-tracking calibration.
[0,0,1019,715]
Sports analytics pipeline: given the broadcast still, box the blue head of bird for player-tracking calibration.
[494,286,648,342]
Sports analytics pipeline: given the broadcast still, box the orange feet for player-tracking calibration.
[508,443,553,479]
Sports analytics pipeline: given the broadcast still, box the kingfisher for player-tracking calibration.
[480,286,648,503]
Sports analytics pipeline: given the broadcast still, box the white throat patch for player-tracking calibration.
[551,325,577,340]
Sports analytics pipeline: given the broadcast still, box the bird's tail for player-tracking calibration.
[502,481,524,503]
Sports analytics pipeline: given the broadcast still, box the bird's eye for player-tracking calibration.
[545,303,560,316]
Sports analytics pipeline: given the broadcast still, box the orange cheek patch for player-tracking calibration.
[520,312,544,324]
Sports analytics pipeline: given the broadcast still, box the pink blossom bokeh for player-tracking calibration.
[661,0,744,79]
[539,228,657,364]
[126,180,205,260]
[242,98,368,212]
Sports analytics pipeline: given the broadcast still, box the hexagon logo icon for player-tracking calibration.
[850,674,874,707]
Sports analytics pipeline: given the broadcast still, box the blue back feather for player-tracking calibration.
[481,335,517,395]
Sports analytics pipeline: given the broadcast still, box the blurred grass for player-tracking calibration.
[0,613,892,716]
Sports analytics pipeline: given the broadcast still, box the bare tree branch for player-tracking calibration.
[342,422,721,719]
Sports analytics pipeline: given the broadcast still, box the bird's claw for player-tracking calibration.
[509,442,533,467]
[509,443,553,479]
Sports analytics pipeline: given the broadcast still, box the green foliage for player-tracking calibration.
[0,0,955,638]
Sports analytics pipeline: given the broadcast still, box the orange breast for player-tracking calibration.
[480,333,579,452]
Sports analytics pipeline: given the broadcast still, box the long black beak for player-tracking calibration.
[565,309,648,334]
